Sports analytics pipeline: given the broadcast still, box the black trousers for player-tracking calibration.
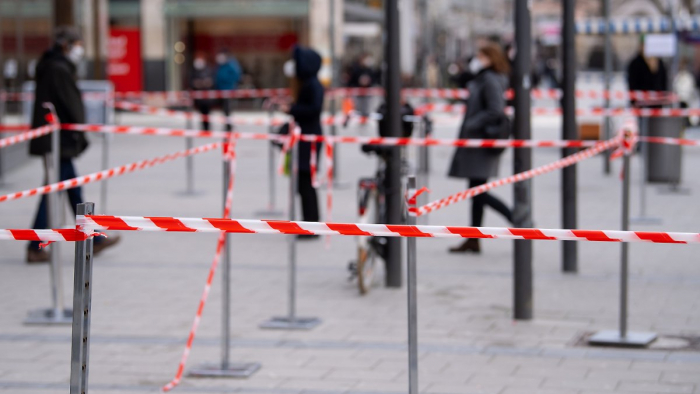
[298,171,319,222]
[469,178,513,227]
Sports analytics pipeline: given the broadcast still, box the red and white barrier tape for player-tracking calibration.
[162,136,237,393]
[63,123,610,149]
[0,142,222,203]
[0,215,659,244]
[639,136,700,147]
[0,87,679,102]
[0,124,30,132]
[0,125,53,149]
[411,136,623,217]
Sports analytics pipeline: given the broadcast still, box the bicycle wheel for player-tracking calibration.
[356,184,378,295]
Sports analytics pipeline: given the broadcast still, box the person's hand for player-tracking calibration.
[278,103,291,113]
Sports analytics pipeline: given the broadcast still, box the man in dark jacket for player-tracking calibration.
[280,46,324,237]
[627,39,668,108]
[27,26,119,263]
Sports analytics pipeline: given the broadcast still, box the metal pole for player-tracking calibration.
[562,0,578,273]
[70,202,95,394]
[288,137,298,322]
[259,130,320,330]
[384,0,403,288]
[602,0,612,175]
[49,120,63,315]
[100,134,109,213]
[186,136,194,194]
[631,117,662,224]
[420,0,429,88]
[513,0,533,320]
[222,160,230,369]
[588,146,656,347]
[620,152,630,338]
[406,176,419,394]
[329,0,340,182]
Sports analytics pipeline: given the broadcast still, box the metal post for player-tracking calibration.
[190,159,260,377]
[602,0,612,175]
[26,120,71,325]
[100,134,109,213]
[329,0,340,183]
[562,0,578,273]
[255,107,283,216]
[406,176,419,394]
[70,203,95,394]
[417,119,429,225]
[179,111,200,196]
[384,0,403,288]
[631,117,662,224]
[260,130,321,330]
[588,151,657,347]
[513,0,533,320]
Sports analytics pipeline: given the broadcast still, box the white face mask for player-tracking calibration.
[68,45,84,65]
[469,57,483,74]
[194,58,206,70]
[283,60,296,78]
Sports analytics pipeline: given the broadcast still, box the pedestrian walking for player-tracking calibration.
[279,46,324,238]
[214,49,242,131]
[627,37,668,108]
[448,43,513,254]
[27,26,119,263]
[191,54,215,130]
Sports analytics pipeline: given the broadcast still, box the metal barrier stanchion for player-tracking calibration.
[589,145,657,347]
[260,128,321,330]
[100,133,110,214]
[190,156,260,377]
[406,176,419,394]
[180,108,200,196]
[26,111,71,325]
[417,118,429,225]
[255,106,283,216]
[631,117,662,224]
[70,202,95,394]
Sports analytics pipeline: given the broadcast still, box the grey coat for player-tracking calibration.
[448,69,507,179]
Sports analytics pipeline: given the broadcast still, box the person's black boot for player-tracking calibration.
[448,239,481,254]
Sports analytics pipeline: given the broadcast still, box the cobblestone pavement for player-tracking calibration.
[0,109,698,394]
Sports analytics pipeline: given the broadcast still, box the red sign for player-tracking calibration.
[108,29,143,92]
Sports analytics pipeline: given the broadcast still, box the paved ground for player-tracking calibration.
[0,107,699,394]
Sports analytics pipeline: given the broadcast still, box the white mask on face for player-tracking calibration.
[283,60,296,78]
[468,57,483,74]
[194,58,206,70]
[68,45,84,64]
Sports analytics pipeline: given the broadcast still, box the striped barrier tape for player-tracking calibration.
[416,103,700,118]
[0,142,222,203]
[576,16,700,35]
[61,123,607,149]
[1,87,679,103]
[2,216,695,245]
[0,125,53,149]
[162,136,238,393]
[411,135,623,217]
[0,124,31,132]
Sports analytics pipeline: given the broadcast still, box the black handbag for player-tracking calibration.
[483,114,511,155]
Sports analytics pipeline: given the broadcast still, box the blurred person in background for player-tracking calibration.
[215,49,242,131]
[447,43,513,254]
[627,36,667,108]
[674,59,697,109]
[191,53,215,130]
[279,46,324,237]
[348,54,377,116]
[27,26,119,263]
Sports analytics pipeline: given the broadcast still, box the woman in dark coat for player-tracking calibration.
[281,46,324,236]
[448,43,513,253]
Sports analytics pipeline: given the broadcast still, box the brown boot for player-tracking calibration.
[448,238,481,254]
[27,248,50,264]
[93,235,121,256]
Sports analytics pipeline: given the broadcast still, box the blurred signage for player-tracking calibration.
[644,34,677,57]
[108,28,143,92]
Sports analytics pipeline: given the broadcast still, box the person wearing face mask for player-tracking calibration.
[191,54,215,130]
[278,46,324,238]
[27,26,120,263]
[214,49,242,131]
[447,43,514,254]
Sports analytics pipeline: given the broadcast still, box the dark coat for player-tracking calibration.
[29,46,88,158]
[448,69,507,180]
[627,53,667,107]
[289,46,324,171]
